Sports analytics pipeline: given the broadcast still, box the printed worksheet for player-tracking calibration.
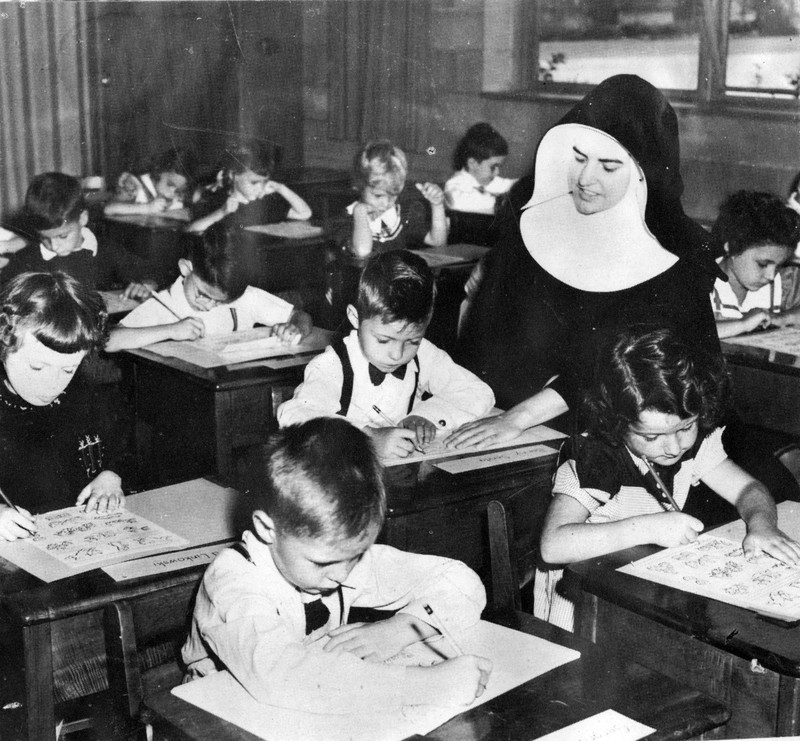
[723,327,800,355]
[620,534,800,621]
[26,506,188,571]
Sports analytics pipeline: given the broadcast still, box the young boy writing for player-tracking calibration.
[3,172,154,299]
[182,417,492,712]
[106,223,312,351]
[277,250,495,458]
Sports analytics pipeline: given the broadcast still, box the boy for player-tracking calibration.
[182,418,492,712]
[2,172,154,298]
[278,250,495,458]
[106,223,313,351]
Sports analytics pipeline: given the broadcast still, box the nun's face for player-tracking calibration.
[567,131,633,215]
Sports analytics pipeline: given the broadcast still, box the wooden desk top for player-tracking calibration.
[567,543,800,677]
[722,333,800,375]
[144,610,729,741]
[103,211,191,230]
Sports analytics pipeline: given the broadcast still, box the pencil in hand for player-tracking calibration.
[147,287,183,321]
[423,603,465,656]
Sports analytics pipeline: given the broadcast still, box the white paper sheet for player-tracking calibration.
[723,327,800,355]
[620,533,800,622]
[142,326,332,368]
[244,221,324,239]
[535,709,654,741]
[103,542,230,581]
[172,620,580,741]
[434,443,558,474]
[381,423,566,468]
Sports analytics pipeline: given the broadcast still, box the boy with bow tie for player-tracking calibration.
[277,250,494,459]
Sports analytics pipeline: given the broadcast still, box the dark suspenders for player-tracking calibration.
[331,339,420,416]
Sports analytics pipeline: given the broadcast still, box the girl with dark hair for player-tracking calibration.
[534,327,800,630]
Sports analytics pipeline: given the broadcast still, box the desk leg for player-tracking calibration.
[777,675,800,736]
[23,622,54,741]
[214,395,235,484]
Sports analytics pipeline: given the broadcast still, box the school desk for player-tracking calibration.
[123,343,321,488]
[141,610,729,741]
[0,478,246,741]
[721,334,800,438]
[567,535,800,737]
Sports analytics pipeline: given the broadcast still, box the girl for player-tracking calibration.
[444,122,516,216]
[187,142,312,233]
[711,190,800,338]
[104,146,196,218]
[535,327,800,631]
[0,272,126,541]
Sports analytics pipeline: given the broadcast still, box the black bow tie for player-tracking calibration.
[368,363,407,386]
[304,599,330,634]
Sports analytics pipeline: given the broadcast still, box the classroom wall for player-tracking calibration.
[301,0,800,226]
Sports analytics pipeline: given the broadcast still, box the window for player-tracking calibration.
[485,0,800,104]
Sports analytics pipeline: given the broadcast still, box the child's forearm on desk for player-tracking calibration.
[276,184,312,221]
[106,324,182,352]
[186,209,224,233]
[425,202,448,248]
[350,205,374,257]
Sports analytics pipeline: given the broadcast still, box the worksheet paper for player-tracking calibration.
[535,709,654,741]
[723,327,800,355]
[620,533,800,622]
[244,221,324,239]
[142,326,332,368]
[381,423,566,468]
[171,620,580,741]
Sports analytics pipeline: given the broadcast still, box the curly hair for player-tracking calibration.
[712,190,800,257]
[583,327,730,447]
[0,272,108,361]
[352,139,408,194]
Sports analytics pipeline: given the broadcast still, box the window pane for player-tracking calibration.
[726,0,799,96]
[537,0,700,90]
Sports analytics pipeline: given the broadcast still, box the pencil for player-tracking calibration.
[147,287,183,321]
[423,603,465,656]
[0,485,20,514]
[372,405,425,453]
[642,457,681,512]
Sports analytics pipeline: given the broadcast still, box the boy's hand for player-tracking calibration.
[640,512,703,548]
[323,614,427,662]
[742,308,773,333]
[444,414,524,449]
[123,280,158,301]
[415,182,444,207]
[405,656,493,707]
[170,317,206,341]
[0,504,36,542]
[400,415,437,448]
[743,525,800,564]
[365,426,418,458]
[262,181,282,197]
[76,471,125,514]
[145,197,169,214]
[272,322,302,345]
[223,196,241,215]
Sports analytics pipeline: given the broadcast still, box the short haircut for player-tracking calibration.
[452,122,509,171]
[352,140,408,194]
[356,249,436,325]
[254,417,386,539]
[0,271,107,360]
[583,327,729,447]
[148,146,197,183]
[219,142,274,178]
[187,223,250,302]
[24,173,85,231]
[712,190,800,257]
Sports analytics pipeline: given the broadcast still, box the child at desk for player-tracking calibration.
[182,417,491,712]
[106,223,312,351]
[711,190,800,338]
[344,139,447,258]
[2,172,154,299]
[103,146,196,218]
[187,142,312,234]
[0,272,126,540]
[277,250,494,458]
[444,122,516,216]
[534,327,800,630]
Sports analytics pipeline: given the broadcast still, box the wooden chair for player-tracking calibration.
[102,578,200,740]
[486,481,552,613]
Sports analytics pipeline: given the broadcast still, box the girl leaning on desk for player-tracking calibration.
[0,271,127,541]
[449,73,800,523]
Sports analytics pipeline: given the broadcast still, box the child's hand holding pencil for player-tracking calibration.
[0,487,36,541]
